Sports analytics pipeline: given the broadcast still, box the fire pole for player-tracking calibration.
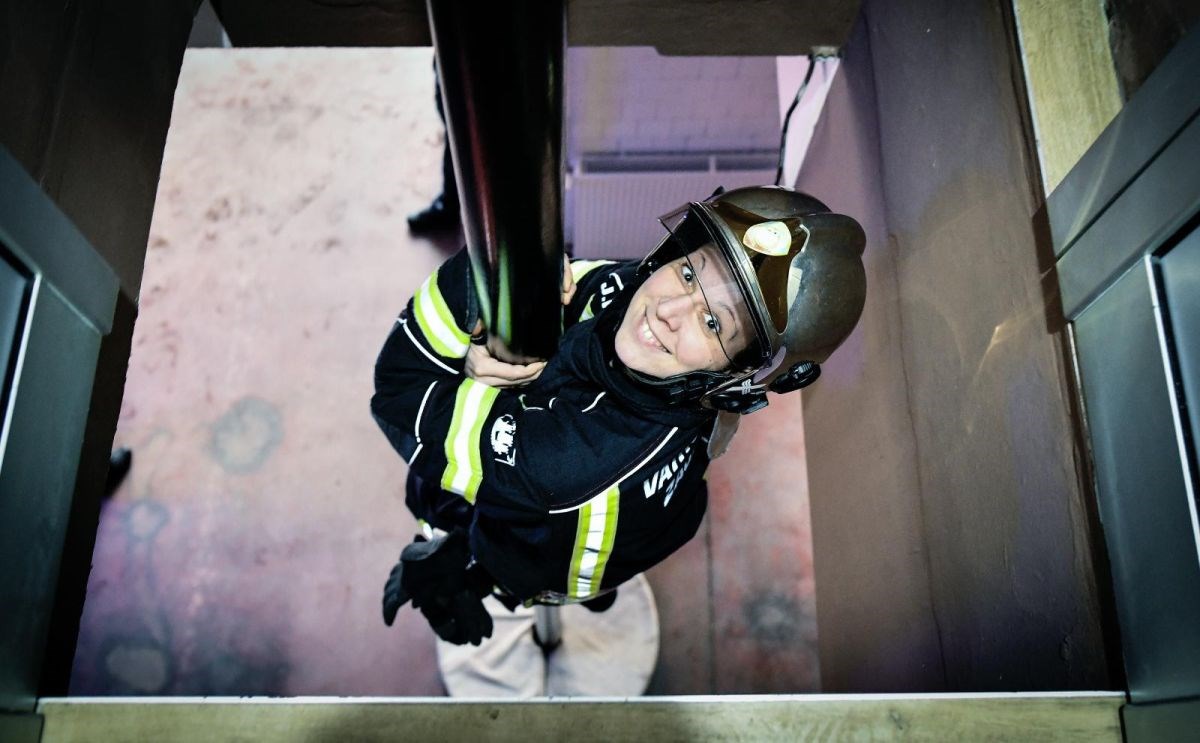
[427,0,566,361]
[426,1,658,697]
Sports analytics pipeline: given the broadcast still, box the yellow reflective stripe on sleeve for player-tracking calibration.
[413,270,471,358]
[570,261,615,324]
[566,485,620,599]
[578,296,596,322]
[441,378,500,503]
[569,259,615,283]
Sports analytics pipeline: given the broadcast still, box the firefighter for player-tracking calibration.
[372,186,866,645]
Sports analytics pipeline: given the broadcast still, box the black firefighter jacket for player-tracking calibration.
[371,248,717,603]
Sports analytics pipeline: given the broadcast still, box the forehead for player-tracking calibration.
[683,244,745,309]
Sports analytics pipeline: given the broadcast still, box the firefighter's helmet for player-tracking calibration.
[632,185,867,413]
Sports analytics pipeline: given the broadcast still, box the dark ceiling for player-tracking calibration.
[208,0,861,55]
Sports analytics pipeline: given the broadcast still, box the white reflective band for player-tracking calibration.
[579,296,596,321]
[400,317,457,374]
[581,391,605,412]
[441,378,500,503]
[413,271,470,358]
[407,380,438,464]
[567,485,619,598]
[571,261,617,323]
[569,259,616,283]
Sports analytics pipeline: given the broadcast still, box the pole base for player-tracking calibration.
[436,573,659,697]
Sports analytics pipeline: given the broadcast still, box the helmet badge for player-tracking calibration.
[742,221,791,256]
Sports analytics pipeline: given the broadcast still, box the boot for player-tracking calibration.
[407,195,460,234]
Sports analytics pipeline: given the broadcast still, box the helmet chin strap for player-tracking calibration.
[622,366,731,405]
[623,359,820,414]
[622,364,771,414]
[704,372,769,414]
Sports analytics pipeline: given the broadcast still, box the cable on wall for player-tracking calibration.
[774,51,839,187]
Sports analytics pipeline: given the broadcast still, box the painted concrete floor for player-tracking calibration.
[70,48,818,697]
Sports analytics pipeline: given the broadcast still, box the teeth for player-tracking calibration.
[642,317,667,353]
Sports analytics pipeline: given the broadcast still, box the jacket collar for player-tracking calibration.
[550,280,713,428]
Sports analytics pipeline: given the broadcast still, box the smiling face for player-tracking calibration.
[615,244,756,379]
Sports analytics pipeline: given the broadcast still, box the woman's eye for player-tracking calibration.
[680,265,694,284]
[704,313,721,335]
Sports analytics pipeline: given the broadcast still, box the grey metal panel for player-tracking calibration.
[1162,229,1200,518]
[0,143,118,712]
[1122,697,1200,743]
[0,282,103,712]
[0,249,31,418]
[1048,24,1200,257]
[0,712,43,743]
[1057,110,1200,319]
[1073,259,1200,703]
[0,146,117,334]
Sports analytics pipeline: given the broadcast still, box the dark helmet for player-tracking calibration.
[633,185,867,413]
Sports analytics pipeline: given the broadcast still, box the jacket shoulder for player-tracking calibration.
[567,259,639,324]
[513,390,675,509]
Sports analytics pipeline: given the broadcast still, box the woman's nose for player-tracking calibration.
[656,294,693,331]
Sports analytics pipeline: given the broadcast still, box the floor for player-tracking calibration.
[69,48,818,697]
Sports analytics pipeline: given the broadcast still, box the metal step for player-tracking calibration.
[35,692,1124,742]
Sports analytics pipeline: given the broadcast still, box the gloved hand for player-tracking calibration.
[382,529,495,646]
[581,589,618,613]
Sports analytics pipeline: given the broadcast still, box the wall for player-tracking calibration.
[1,1,195,298]
[794,18,943,692]
[796,1,1115,691]
[567,48,779,157]
[0,0,196,696]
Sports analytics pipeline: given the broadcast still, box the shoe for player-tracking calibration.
[407,195,460,234]
[105,447,132,497]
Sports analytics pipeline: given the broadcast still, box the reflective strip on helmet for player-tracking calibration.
[441,378,500,503]
[414,270,471,358]
[566,485,619,599]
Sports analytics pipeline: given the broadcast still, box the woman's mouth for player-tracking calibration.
[640,312,668,354]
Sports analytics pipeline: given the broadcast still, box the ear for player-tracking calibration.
[768,361,820,394]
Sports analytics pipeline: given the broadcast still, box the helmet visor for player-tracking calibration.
[697,200,814,336]
[656,207,770,371]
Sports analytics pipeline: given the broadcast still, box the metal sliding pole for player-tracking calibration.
[427,0,566,361]
[532,605,563,652]
[424,3,658,698]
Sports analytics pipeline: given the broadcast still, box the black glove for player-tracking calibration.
[382,529,494,646]
[581,589,618,613]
